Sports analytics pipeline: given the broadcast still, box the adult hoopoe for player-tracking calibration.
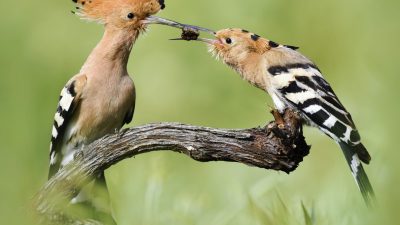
[48,0,166,222]
[145,19,375,206]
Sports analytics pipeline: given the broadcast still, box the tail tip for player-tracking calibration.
[354,143,371,164]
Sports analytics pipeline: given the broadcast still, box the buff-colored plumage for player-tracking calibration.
[48,0,165,222]
[208,29,311,91]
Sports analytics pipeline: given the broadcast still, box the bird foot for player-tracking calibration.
[270,109,285,129]
[117,128,129,139]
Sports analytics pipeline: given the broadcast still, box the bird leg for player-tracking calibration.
[270,108,285,129]
[117,128,130,139]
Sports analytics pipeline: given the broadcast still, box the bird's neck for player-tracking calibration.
[81,25,140,76]
[226,53,267,90]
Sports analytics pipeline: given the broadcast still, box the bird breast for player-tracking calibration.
[73,75,135,144]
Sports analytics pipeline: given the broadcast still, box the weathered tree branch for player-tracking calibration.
[34,110,310,225]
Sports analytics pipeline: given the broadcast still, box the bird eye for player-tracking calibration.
[127,13,135,19]
[225,38,232,44]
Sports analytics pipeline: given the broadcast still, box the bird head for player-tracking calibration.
[140,17,276,66]
[198,28,271,62]
[139,17,298,71]
[72,0,165,30]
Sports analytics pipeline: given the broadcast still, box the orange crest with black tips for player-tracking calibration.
[72,0,165,27]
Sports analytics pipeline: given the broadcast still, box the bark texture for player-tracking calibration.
[34,109,310,224]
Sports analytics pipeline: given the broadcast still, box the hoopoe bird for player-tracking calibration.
[146,19,375,205]
[48,0,166,221]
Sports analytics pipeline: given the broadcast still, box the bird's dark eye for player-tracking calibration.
[226,38,232,44]
[127,13,135,19]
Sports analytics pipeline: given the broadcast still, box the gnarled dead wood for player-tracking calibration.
[34,109,310,224]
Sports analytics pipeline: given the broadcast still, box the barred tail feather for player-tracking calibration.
[48,163,60,179]
[353,143,371,164]
[339,142,375,206]
[71,172,116,225]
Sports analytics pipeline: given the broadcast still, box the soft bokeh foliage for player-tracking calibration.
[0,0,399,224]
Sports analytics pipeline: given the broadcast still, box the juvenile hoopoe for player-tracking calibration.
[48,0,166,221]
[147,19,375,205]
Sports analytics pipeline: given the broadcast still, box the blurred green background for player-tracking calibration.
[1,0,399,224]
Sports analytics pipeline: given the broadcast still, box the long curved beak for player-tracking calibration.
[171,37,217,44]
[143,15,216,35]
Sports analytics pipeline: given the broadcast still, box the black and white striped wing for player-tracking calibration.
[48,75,86,179]
[269,63,373,203]
[269,64,360,145]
